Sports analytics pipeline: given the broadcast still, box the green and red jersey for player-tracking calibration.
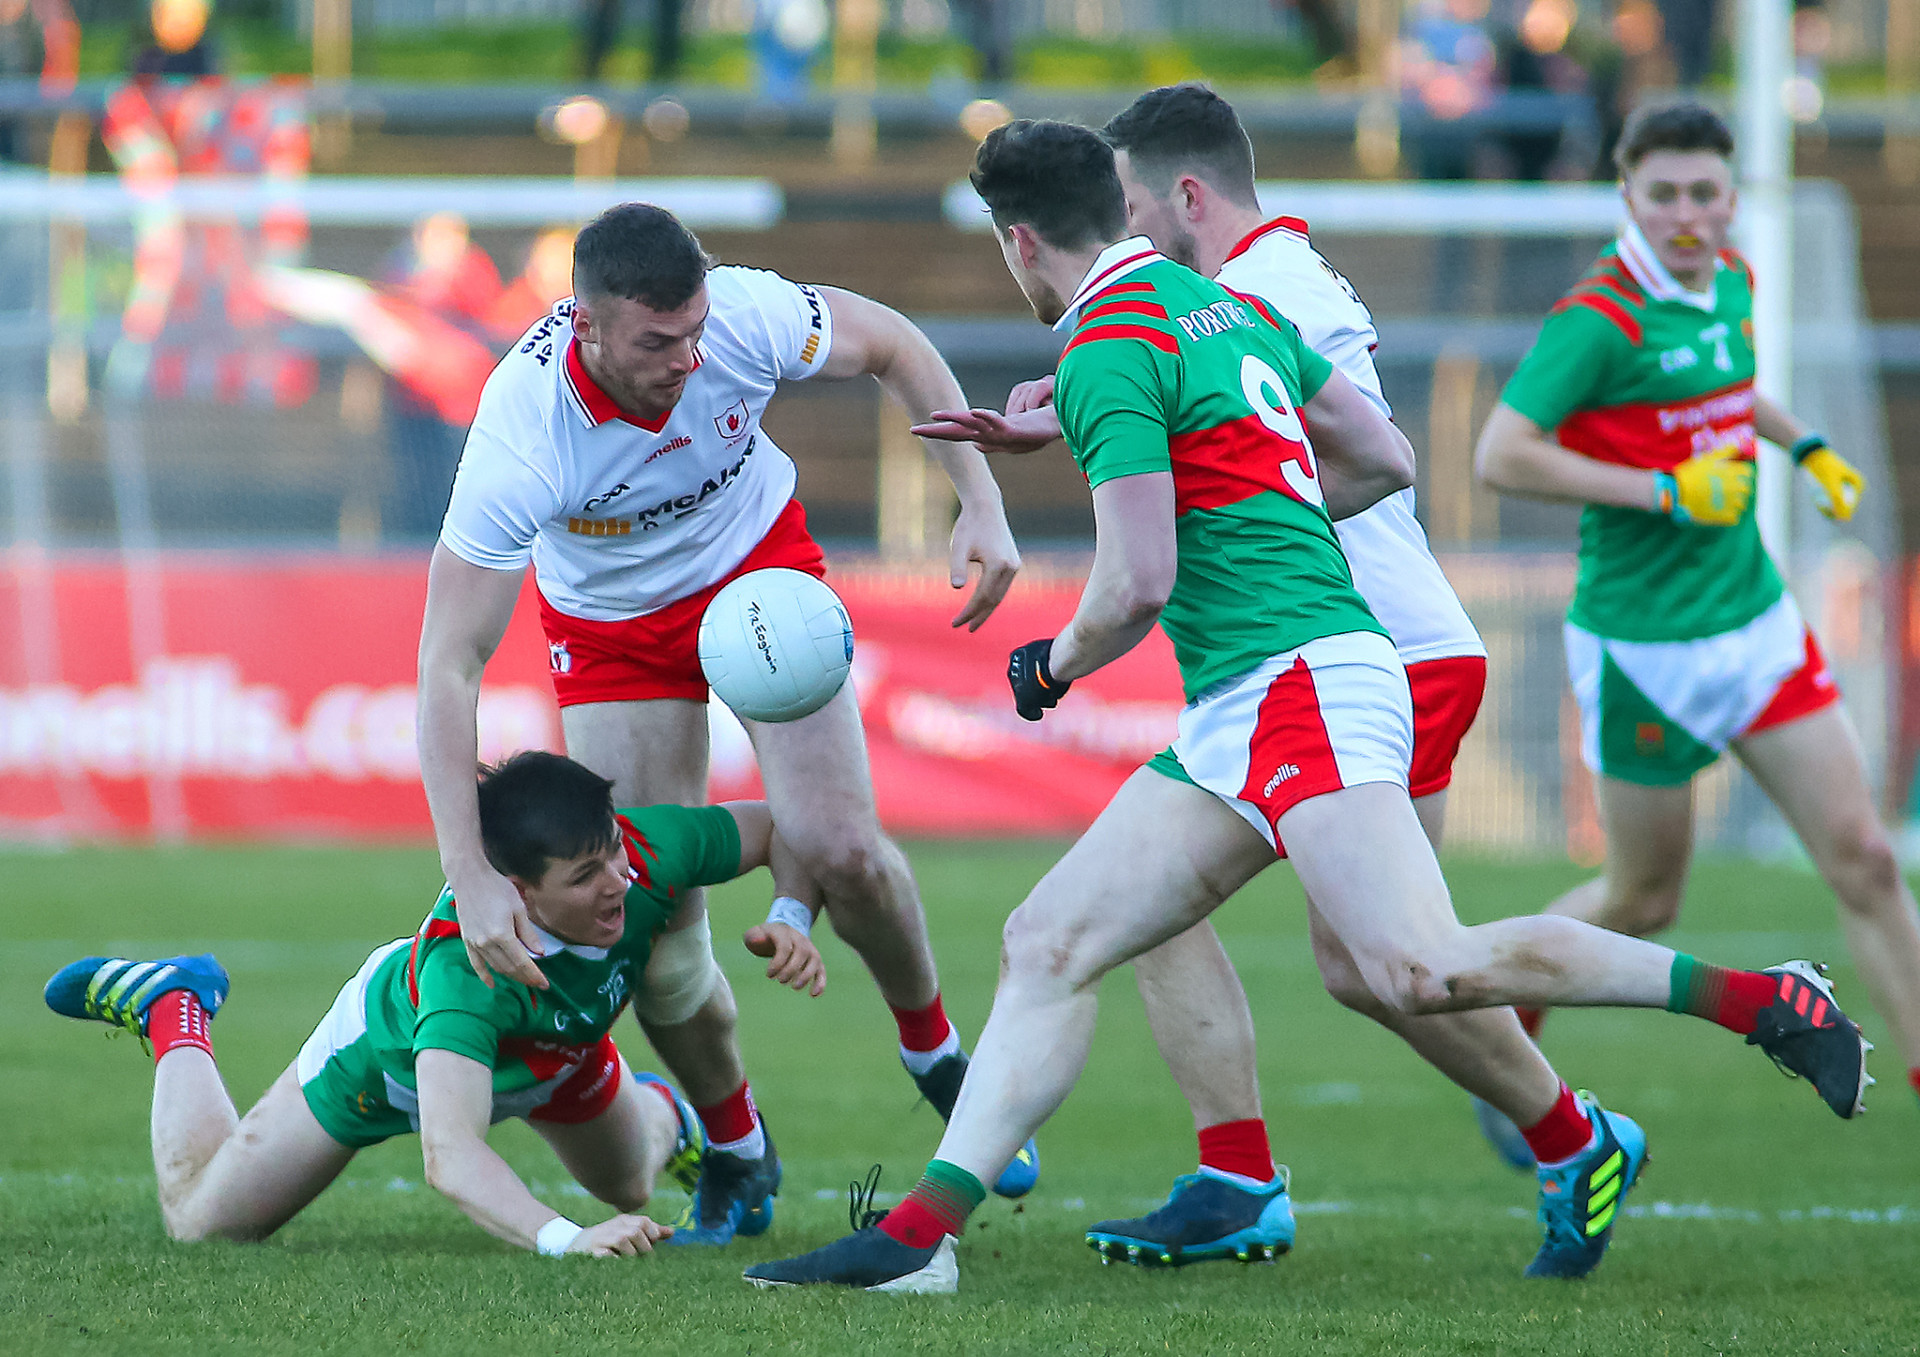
[1500,229,1781,642]
[1052,238,1384,700]
[358,803,740,1104]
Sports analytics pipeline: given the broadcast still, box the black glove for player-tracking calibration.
[1007,638,1070,722]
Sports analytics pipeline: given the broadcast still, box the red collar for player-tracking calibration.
[1222,216,1310,267]
[564,338,673,433]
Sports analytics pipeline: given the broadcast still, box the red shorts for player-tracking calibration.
[539,498,827,708]
[1406,654,1489,799]
[527,1033,626,1125]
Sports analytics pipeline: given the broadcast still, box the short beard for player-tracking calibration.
[1163,224,1201,271]
[1024,276,1068,326]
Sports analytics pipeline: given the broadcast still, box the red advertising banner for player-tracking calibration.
[0,553,1180,840]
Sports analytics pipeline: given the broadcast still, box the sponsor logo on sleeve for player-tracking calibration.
[797,284,826,365]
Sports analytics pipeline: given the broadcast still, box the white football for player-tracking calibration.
[698,568,854,723]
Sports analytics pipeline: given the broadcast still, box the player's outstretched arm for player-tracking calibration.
[1475,404,1667,510]
[417,545,548,991]
[416,1048,672,1255]
[813,285,1021,631]
[1049,471,1178,683]
[720,802,827,996]
[1754,393,1865,522]
[1299,367,1415,520]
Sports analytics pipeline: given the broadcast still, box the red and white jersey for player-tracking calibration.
[1217,218,1484,665]
[440,266,833,621]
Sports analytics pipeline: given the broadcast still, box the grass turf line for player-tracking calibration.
[3,842,1917,1354]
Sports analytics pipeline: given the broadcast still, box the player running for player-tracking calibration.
[745,119,1868,1294]
[42,752,828,1255]
[417,203,1037,1233]
[1473,99,1920,1153]
[915,83,1560,1266]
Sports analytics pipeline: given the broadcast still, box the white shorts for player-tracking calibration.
[1565,593,1838,786]
[1150,630,1412,850]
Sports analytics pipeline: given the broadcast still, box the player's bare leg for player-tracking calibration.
[1736,706,1920,1076]
[1133,921,1262,1133]
[156,1063,356,1242]
[746,682,939,1011]
[529,1069,680,1212]
[1538,778,1695,943]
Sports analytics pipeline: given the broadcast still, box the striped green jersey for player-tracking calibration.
[359,804,739,1102]
[1052,240,1384,700]
[1500,230,1781,642]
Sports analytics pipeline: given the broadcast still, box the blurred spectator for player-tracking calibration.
[1,0,78,163]
[752,0,827,106]
[1401,0,1497,180]
[1654,0,1712,87]
[132,0,218,79]
[485,227,576,339]
[1585,0,1673,173]
[581,0,684,82]
[1495,0,1587,181]
[380,213,503,540]
[1273,0,1353,70]
[952,0,1012,83]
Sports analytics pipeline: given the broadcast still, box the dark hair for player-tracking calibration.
[1614,101,1735,175]
[572,202,714,311]
[970,119,1129,251]
[1101,83,1260,210]
[476,751,620,883]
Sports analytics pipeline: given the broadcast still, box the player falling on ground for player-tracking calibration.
[1474,100,1920,1156]
[914,83,1568,1268]
[43,752,828,1257]
[417,204,1037,1239]
[745,119,1867,1295]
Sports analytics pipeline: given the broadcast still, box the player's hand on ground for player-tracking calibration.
[450,866,550,991]
[1005,374,1056,416]
[1800,445,1864,522]
[743,922,826,997]
[1657,445,1753,526]
[911,406,1062,456]
[567,1213,673,1257]
[948,500,1021,632]
[1008,637,1070,721]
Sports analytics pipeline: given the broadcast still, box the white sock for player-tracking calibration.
[711,1121,767,1160]
[899,1026,962,1077]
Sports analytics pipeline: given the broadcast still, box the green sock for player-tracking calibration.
[880,1158,986,1248]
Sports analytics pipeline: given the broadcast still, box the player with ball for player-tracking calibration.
[417,203,1033,1246]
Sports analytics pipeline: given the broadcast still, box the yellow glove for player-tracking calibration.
[1654,445,1754,526]
[1800,445,1865,522]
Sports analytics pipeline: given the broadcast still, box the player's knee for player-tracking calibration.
[1609,880,1684,935]
[1000,900,1094,990]
[1314,947,1383,1015]
[1361,946,1466,1017]
[803,830,892,906]
[1828,823,1902,913]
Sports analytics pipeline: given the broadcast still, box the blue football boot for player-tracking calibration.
[44,954,230,1040]
[668,1119,781,1246]
[633,1073,706,1194]
[1473,1096,1538,1171]
[1525,1093,1647,1279]
[1085,1169,1295,1267]
[908,1051,1040,1199]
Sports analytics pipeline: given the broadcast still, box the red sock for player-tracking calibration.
[1669,957,1780,1035]
[1519,1084,1593,1165]
[1515,1007,1545,1039]
[891,994,956,1054]
[694,1081,760,1145]
[1197,1118,1275,1183]
[148,990,213,1062]
[1908,1068,1920,1101]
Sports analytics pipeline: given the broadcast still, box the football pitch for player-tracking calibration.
[4,841,1917,1355]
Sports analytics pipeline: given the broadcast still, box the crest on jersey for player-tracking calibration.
[715,400,750,442]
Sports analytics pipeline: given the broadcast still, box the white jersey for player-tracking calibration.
[440,266,833,621]
[1217,218,1484,665]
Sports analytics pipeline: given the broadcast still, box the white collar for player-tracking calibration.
[1617,220,1720,312]
[1051,236,1165,333]
[526,921,610,961]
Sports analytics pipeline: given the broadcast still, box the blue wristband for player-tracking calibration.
[1790,434,1828,465]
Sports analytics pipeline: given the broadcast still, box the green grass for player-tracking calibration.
[4,842,1918,1354]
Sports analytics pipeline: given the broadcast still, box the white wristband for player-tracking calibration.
[765,896,814,937]
[535,1216,583,1257]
